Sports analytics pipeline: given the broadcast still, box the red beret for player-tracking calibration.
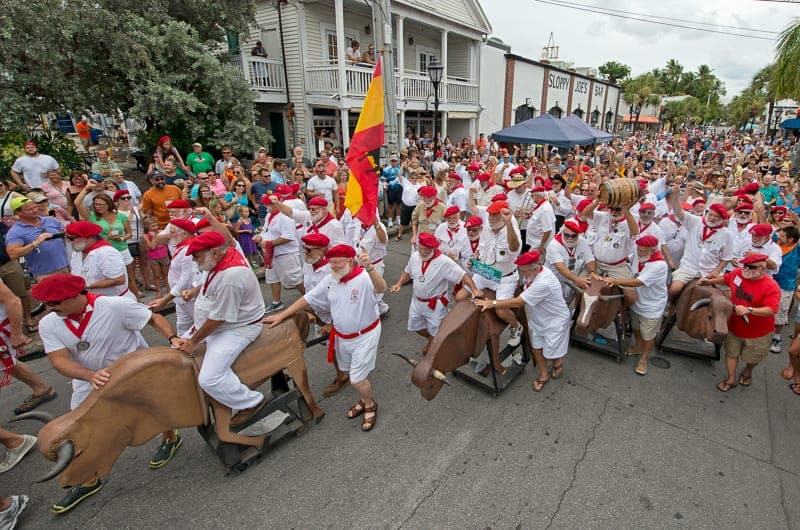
[743,182,760,194]
[186,231,226,256]
[169,218,197,233]
[741,252,769,265]
[681,202,693,211]
[308,196,328,207]
[691,197,706,206]
[301,233,330,248]
[639,202,655,212]
[65,221,102,238]
[274,184,293,197]
[771,206,788,214]
[465,216,483,228]
[30,273,86,302]
[418,186,437,198]
[491,193,508,202]
[487,201,509,215]
[708,203,729,220]
[158,135,171,146]
[638,179,649,190]
[531,186,546,193]
[447,172,462,181]
[194,218,211,231]
[113,189,131,201]
[418,233,440,248]
[261,194,277,205]
[515,250,541,266]
[576,198,593,213]
[167,199,191,209]
[290,183,301,194]
[475,172,491,182]
[562,220,586,234]
[749,223,772,237]
[509,166,526,177]
[467,163,481,172]
[734,203,753,212]
[636,235,659,248]
[443,205,460,217]
[325,244,356,259]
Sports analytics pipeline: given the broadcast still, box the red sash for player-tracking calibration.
[417,293,449,310]
[202,247,248,295]
[0,318,22,387]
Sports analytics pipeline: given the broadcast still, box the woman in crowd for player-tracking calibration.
[67,171,88,218]
[115,188,151,296]
[41,168,72,220]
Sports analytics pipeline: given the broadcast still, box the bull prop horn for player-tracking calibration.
[10,411,54,424]
[392,353,452,386]
[690,298,710,311]
[37,441,75,483]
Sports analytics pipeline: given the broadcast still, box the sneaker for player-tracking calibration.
[770,338,783,354]
[387,219,394,228]
[266,301,284,314]
[378,301,390,316]
[471,359,487,374]
[0,434,37,473]
[507,324,523,347]
[148,433,183,469]
[0,495,28,530]
[51,479,103,514]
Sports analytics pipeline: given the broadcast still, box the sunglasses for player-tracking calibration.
[562,232,578,239]
[235,184,246,187]
[744,263,763,270]
[118,196,131,201]
[467,227,481,232]
[152,177,166,182]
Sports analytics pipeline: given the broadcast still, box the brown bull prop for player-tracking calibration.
[673,279,736,344]
[398,292,529,401]
[13,313,323,487]
[570,279,625,336]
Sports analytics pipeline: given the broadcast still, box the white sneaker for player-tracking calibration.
[507,324,523,347]
[512,351,524,365]
[770,338,783,354]
[0,495,28,530]
[0,435,37,474]
[387,219,394,228]
[378,301,390,315]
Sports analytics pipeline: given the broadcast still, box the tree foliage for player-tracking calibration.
[773,18,800,100]
[598,61,631,84]
[0,0,271,153]
[662,97,702,130]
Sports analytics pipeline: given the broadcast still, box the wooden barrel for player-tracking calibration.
[598,178,640,208]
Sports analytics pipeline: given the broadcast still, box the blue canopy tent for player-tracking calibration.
[561,115,614,143]
[491,113,596,147]
[779,118,800,130]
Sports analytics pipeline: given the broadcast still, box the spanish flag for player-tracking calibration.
[344,58,384,226]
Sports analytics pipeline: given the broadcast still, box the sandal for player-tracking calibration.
[738,373,752,387]
[716,380,737,392]
[25,323,38,333]
[781,366,794,381]
[322,377,350,398]
[347,400,366,419]
[361,402,377,431]
[551,363,564,379]
[635,359,648,376]
[790,383,800,396]
[13,387,58,415]
[394,236,402,242]
[532,377,549,392]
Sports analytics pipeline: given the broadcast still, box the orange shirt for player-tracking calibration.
[141,185,182,228]
[75,121,91,139]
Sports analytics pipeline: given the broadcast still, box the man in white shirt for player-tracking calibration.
[474,250,571,392]
[604,235,668,376]
[33,273,181,514]
[728,202,755,252]
[65,222,134,299]
[445,173,468,215]
[306,160,339,212]
[266,244,387,432]
[255,194,304,313]
[545,220,597,303]
[354,215,389,315]
[472,172,504,208]
[734,224,782,273]
[11,140,58,189]
[390,233,481,352]
[273,196,345,245]
[434,205,468,261]
[176,231,266,430]
[525,186,556,253]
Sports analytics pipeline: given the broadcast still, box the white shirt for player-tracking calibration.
[354,223,387,265]
[304,270,380,334]
[401,179,422,207]
[434,222,468,261]
[474,184,504,207]
[306,175,338,203]
[261,211,300,256]
[659,216,686,265]
[588,211,632,265]
[507,188,531,224]
[680,213,734,275]
[447,187,468,213]
[526,201,556,249]
[168,244,199,298]
[520,268,571,344]
[303,261,332,324]
[546,236,595,282]
[12,153,59,188]
[40,296,151,409]
[727,219,754,251]
[293,209,346,246]
[405,251,465,306]
[194,264,265,332]
[735,238,782,274]
[70,245,132,298]
[630,257,669,319]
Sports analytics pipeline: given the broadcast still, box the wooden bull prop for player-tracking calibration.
[569,279,625,336]
[673,279,735,343]
[13,314,323,487]
[397,292,529,401]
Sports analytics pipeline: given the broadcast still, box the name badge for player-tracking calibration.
[733,275,742,287]
[428,223,437,231]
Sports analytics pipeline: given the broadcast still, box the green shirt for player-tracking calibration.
[91,160,121,176]
[186,152,215,174]
[760,184,778,205]
[90,211,128,252]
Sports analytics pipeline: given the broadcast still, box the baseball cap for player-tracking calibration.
[10,197,31,211]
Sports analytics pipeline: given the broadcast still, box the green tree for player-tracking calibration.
[662,96,701,130]
[772,19,800,100]
[622,74,662,131]
[598,61,631,84]
[727,88,766,130]
[661,59,684,95]
[0,0,271,154]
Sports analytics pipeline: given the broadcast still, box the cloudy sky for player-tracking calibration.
[481,0,799,100]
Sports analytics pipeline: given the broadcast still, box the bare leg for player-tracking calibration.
[415,329,432,353]
[21,295,34,328]
[495,307,519,328]
[295,283,306,295]
[12,361,51,395]
[0,427,24,449]
[126,262,142,298]
[640,338,654,364]
[269,282,281,304]
[723,356,738,386]
[350,378,376,427]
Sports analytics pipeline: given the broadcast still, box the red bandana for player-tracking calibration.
[64,294,102,339]
[338,265,364,283]
[202,247,248,295]
[638,251,664,273]
[469,239,479,254]
[420,250,442,276]
[310,213,334,232]
[84,239,111,254]
[312,257,329,271]
[701,220,721,242]
[554,233,576,257]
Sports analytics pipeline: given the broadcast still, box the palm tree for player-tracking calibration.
[623,73,662,131]
[772,19,800,100]
[663,59,683,95]
[752,64,778,136]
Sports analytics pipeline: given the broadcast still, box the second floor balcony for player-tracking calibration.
[230,55,288,104]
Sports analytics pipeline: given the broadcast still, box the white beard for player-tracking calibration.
[447,221,459,229]
[489,221,505,231]
[330,264,351,280]
[70,240,87,252]
[304,253,321,265]
[563,239,577,249]
[197,256,218,271]
[311,211,327,223]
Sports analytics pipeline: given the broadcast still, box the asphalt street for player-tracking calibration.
[3,238,800,529]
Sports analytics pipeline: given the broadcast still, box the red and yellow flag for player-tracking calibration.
[344,58,384,226]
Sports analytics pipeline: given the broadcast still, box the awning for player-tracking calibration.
[622,115,660,124]
[447,111,478,120]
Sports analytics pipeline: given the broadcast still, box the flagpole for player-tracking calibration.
[371,0,398,158]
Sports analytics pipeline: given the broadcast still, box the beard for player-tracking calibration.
[304,253,321,265]
[704,216,723,228]
[197,255,218,271]
[70,240,88,252]
[489,220,505,231]
[562,238,577,249]
[447,220,459,229]
[311,210,327,223]
[330,263,352,280]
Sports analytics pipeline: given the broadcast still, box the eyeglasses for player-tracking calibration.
[744,263,764,270]
[562,232,578,239]
[118,196,131,201]
[152,177,165,182]
[467,227,481,232]
[235,184,246,188]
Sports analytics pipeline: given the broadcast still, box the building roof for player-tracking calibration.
[622,115,660,124]
[505,53,619,89]
[395,0,492,34]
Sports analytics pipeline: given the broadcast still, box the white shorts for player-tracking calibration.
[596,262,633,279]
[264,253,303,288]
[671,266,701,284]
[473,271,519,300]
[777,289,793,326]
[407,296,449,336]
[335,323,380,383]
[120,247,134,266]
[529,326,570,360]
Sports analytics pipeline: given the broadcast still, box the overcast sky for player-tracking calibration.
[481,0,799,101]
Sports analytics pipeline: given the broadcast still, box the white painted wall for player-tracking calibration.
[510,61,545,113]
[545,70,571,113]
[570,77,590,115]
[478,44,507,135]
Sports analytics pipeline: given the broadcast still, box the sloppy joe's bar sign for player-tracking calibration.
[548,73,570,91]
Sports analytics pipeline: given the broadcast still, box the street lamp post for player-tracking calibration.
[428,60,444,157]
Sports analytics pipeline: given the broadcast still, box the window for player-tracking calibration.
[260,28,281,58]
[605,111,614,127]
[515,105,535,124]
[417,46,438,73]
[321,25,358,64]
[573,108,585,119]
[590,109,601,126]
[548,106,563,119]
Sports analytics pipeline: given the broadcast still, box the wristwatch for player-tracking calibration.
[747,307,753,314]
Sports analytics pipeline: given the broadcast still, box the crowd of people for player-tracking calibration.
[2,126,800,526]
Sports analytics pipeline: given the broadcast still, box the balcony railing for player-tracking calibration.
[304,63,478,105]
[231,55,286,93]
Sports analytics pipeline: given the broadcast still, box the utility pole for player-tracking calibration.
[371,0,399,158]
